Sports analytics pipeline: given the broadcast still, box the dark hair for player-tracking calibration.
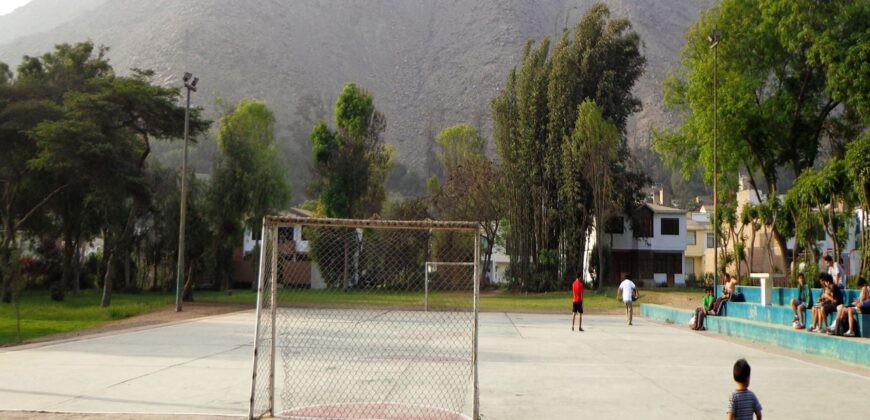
[818,272,833,284]
[733,358,751,384]
[858,278,868,287]
[824,255,833,263]
[797,272,805,279]
[705,287,713,294]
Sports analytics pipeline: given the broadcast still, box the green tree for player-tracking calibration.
[434,124,485,177]
[308,83,392,291]
[208,99,290,290]
[654,0,868,277]
[562,100,620,288]
[845,132,870,277]
[492,4,646,290]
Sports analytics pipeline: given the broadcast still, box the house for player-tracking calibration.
[591,201,688,287]
[685,212,711,283]
[240,207,326,288]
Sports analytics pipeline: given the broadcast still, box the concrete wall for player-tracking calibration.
[642,304,870,366]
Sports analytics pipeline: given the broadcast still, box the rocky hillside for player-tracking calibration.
[0,0,707,197]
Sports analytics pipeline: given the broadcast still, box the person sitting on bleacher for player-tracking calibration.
[790,273,812,329]
[808,273,842,333]
[834,278,869,337]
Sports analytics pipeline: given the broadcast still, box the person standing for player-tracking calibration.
[617,277,638,325]
[727,359,763,419]
[571,278,584,332]
[824,255,845,288]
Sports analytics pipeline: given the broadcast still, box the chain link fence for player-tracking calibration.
[249,216,480,419]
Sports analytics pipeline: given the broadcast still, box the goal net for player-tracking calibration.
[249,215,481,420]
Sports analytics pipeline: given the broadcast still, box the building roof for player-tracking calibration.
[644,203,685,215]
[686,218,708,231]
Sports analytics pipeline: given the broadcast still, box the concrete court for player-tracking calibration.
[0,311,868,419]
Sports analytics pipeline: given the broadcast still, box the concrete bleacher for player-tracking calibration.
[642,284,870,366]
[641,304,870,367]
[715,285,870,337]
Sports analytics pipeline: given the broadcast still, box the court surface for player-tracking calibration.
[1,311,868,419]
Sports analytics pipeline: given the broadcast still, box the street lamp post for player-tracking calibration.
[176,72,198,312]
[708,29,721,292]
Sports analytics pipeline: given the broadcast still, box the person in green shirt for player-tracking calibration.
[790,273,812,329]
[704,287,715,312]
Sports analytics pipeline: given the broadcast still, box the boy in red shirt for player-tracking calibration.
[572,278,584,332]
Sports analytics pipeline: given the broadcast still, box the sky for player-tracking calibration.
[0,0,31,16]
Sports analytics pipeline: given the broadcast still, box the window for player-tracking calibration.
[661,218,679,235]
[685,258,694,275]
[706,233,715,248]
[605,216,624,234]
[686,231,696,245]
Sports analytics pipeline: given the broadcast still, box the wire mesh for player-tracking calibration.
[250,217,479,419]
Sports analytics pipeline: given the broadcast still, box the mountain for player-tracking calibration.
[0,0,708,198]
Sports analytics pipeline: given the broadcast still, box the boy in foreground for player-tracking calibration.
[571,277,584,332]
[727,359,762,420]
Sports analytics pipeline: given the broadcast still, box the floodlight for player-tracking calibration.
[183,72,192,82]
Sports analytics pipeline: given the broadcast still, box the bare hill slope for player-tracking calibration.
[0,0,706,196]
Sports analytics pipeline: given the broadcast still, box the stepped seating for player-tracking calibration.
[641,304,870,367]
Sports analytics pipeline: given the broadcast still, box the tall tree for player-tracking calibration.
[654,0,868,276]
[208,99,290,290]
[562,100,620,288]
[492,4,646,291]
[308,83,392,291]
[309,83,392,219]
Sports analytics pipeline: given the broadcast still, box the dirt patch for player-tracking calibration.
[0,412,242,420]
[2,301,253,350]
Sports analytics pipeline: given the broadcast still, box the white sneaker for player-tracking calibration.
[808,326,817,332]
[844,330,855,337]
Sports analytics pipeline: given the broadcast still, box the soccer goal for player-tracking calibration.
[248,215,481,420]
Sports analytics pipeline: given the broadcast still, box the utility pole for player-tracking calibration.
[709,29,721,292]
[176,72,198,312]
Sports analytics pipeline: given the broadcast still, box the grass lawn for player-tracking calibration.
[0,289,257,346]
[1,286,703,346]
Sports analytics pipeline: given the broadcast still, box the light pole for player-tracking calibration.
[176,72,198,312]
[708,29,721,292]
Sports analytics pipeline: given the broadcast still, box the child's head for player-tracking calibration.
[858,278,867,289]
[705,287,713,296]
[819,272,833,288]
[797,273,805,284]
[733,358,751,387]
[824,255,833,267]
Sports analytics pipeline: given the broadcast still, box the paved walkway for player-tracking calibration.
[0,311,867,419]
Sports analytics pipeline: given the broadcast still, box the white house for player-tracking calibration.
[240,207,326,288]
[588,202,688,287]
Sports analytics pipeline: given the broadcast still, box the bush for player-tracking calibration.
[49,281,65,301]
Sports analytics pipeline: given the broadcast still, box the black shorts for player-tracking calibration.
[822,303,837,316]
[573,301,583,314]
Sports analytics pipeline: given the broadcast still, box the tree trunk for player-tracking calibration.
[151,247,160,291]
[182,258,195,302]
[342,238,349,292]
[1,218,14,303]
[61,227,75,297]
[72,242,82,294]
[124,245,131,290]
[100,246,116,308]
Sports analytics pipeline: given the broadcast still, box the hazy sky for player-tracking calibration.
[0,0,31,16]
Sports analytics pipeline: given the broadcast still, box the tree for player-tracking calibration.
[433,159,505,286]
[845,132,870,278]
[562,100,620,288]
[308,83,392,291]
[434,124,485,177]
[309,83,392,219]
[492,4,646,291]
[208,99,290,290]
[654,0,868,277]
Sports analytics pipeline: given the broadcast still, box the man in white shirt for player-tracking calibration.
[617,278,638,325]
[824,255,845,288]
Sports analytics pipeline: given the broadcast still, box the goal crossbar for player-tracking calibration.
[264,215,478,231]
